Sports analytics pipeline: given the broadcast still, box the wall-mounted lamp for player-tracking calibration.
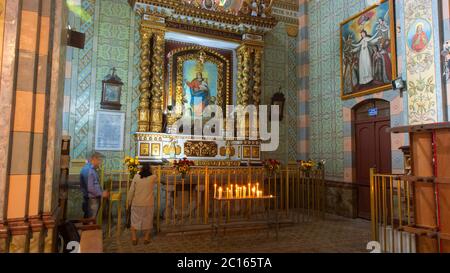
[392,77,406,97]
[67,25,85,49]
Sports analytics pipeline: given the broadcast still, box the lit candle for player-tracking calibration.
[252,186,256,197]
[235,186,239,199]
[248,183,251,195]
[243,186,246,198]
[214,184,217,198]
[218,187,223,199]
[256,183,259,195]
[226,187,229,198]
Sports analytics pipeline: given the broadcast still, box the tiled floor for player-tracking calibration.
[104,214,371,253]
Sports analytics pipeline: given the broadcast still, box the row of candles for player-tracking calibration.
[214,183,266,199]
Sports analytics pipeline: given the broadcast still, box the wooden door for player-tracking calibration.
[354,100,391,219]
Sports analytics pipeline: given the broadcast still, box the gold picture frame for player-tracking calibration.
[243,146,251,158]
[140,143,150,157]
[251,146,260,158]
[340,0,397,100]
[151,143,161,156]
[168,46,231,114]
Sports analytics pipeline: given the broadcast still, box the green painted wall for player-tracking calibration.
[64,0,140,170]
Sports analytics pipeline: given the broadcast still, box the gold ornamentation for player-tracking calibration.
[184,141,218,157]
[253,47,263,107]
[219,146,235,157]
[285,24,299,37]
[193,160,241,167]
[130,1,278,42]
[163,144,182,155]
[242,146,251,158]
[237,44,264,138]
[138,30,152,132]
[251,146,260,158]
[240,45,250,106]
[169,46,230,113]
[150,30,165,132]
[140,143,150,156]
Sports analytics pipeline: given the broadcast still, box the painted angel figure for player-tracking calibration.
[351,30,381,85]
[375,16,390,41]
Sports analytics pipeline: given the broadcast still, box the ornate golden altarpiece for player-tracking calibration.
[129,0,280,165]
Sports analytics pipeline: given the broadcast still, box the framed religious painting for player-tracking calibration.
[101,67,123,110]
[340,0,397,100]
[169,46,231,120]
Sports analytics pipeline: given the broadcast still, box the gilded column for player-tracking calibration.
[240,46,250,106]
[253,47,263,107]
[149,30,165,133]
[252,47,263,137]
[138,30,151,132]
[237,46,245,105]
[236,44,252,137]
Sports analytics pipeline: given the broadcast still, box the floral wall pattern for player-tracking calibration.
[404,0,438,124]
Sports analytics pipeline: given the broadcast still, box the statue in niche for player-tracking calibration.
[259,0,267,17]
[250,0,258,16]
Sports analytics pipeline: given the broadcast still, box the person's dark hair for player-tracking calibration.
[139,163,152,178]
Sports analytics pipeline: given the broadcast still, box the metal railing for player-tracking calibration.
[99,165,326,237]
[370,168,416,253]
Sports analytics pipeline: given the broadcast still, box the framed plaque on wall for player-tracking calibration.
[94,111,125,151]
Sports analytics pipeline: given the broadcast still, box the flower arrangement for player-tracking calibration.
[263,159,281,177]
[124,156,140,178]
[173,157,195,178]
[298,159,326,173]
[299,160,315,172]
[317,160,326,170]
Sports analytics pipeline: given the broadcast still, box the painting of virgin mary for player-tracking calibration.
[182,60,218,117]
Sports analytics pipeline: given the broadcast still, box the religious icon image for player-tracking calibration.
[340,0,397,99]
[105,85,120,102]
[407,19,432,53]
[101,67,123,110]
[182,51,218,117]
[441,40,450,81]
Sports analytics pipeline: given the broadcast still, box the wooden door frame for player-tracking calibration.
[352,99,391,219]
